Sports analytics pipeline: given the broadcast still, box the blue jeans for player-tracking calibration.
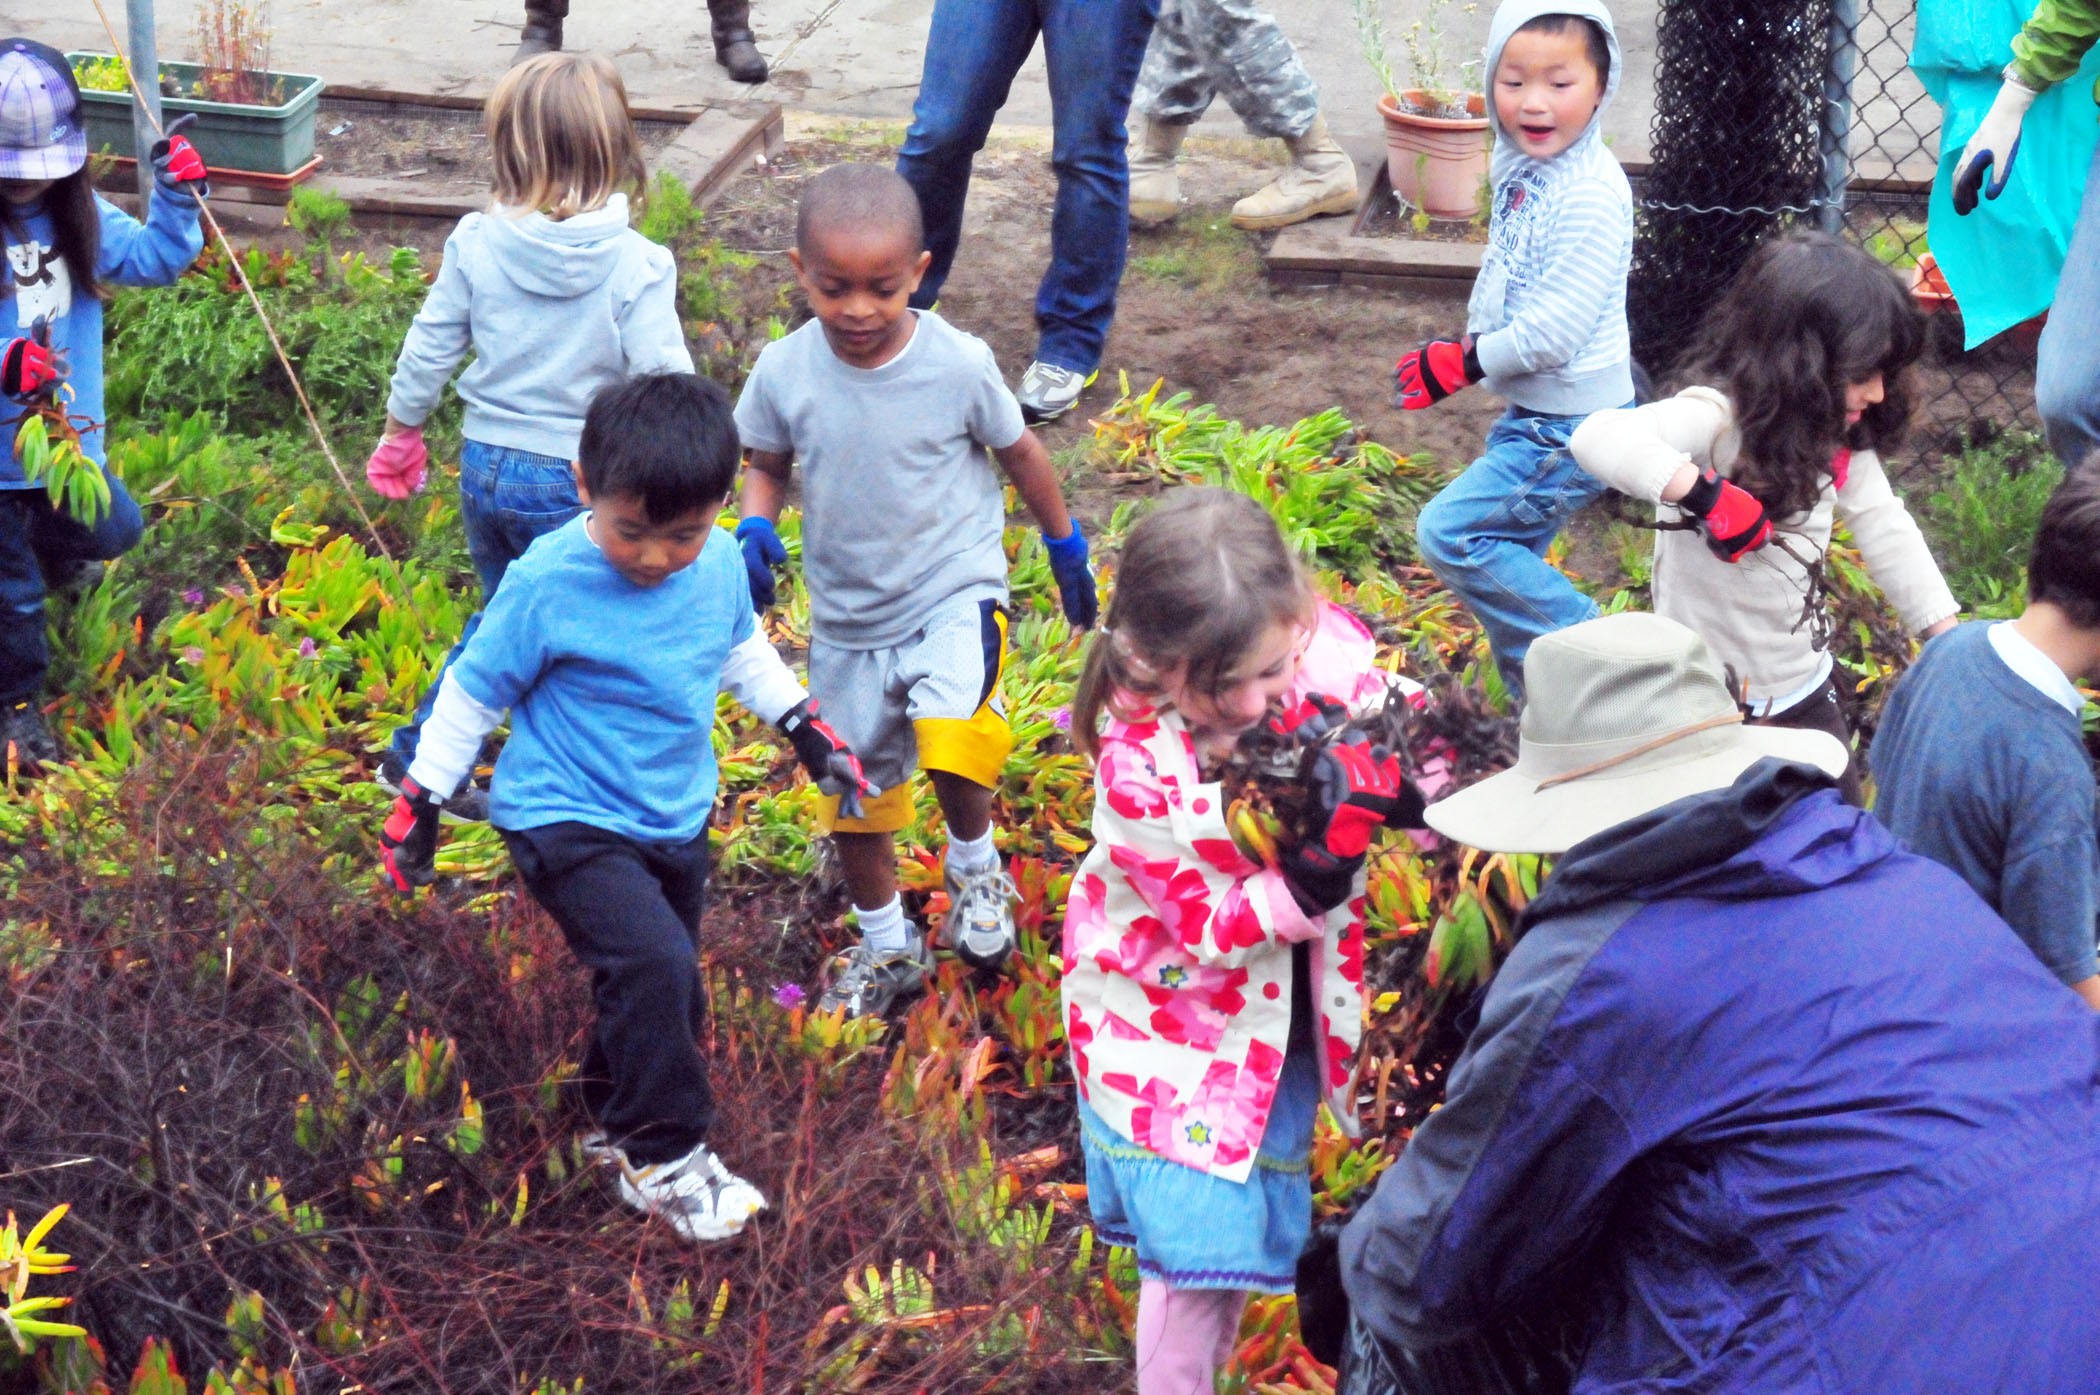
[2036,139,2100,468]
[1414,408,1613,696]
[388,441,582,767]
[0,477,145,705]
[896,0,1161,374]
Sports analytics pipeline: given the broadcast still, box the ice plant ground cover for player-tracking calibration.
[0,187,2066,1392]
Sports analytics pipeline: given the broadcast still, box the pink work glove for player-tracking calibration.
[366,428,428,499]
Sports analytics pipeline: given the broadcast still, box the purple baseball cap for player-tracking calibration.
[0,38,87,182]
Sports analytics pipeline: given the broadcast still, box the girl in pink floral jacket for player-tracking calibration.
[1063,488,1422,1395]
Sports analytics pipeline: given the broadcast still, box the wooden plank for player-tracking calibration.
[323,86,705,126]
[1267,224,1483,279]
[650,103,784,208]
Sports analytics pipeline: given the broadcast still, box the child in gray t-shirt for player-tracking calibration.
[734,164,1099,1019]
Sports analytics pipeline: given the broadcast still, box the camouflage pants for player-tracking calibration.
[1130,0,1319,140]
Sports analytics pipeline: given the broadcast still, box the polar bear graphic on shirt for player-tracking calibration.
[6,237,71,329]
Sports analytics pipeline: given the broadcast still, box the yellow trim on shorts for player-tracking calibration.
[817,781,917,836]
[916,602,1012,788]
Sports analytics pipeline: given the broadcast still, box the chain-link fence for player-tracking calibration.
[1629,0,2040,457]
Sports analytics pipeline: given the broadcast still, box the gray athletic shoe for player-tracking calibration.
[816,935,934,1018]
[377,750,491,825]
[943,862,1018,972]
[615,1141,766,1243]
[1015,361,1098,424]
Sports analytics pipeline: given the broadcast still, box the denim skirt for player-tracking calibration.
[1078,1041,1319,1293]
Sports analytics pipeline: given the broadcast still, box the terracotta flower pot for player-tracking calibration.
[1909,251,1955,314]
[1378,90,1491,220]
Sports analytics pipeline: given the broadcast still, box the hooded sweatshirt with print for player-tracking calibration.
[385,193,694,462]
[1467,0,1634,415]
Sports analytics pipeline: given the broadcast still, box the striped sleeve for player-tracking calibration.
[1472,179,1631,381]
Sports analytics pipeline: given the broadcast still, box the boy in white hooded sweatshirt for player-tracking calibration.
[1398,0,1633,699]
[363,53,694,811]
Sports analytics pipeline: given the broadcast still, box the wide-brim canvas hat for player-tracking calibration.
[1425,612,1848,854]
[0,38,87,183]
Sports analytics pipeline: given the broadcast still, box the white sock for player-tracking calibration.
[855,896,912,953]
[946,827,999,877]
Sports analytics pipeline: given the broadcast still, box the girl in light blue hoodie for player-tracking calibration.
[366,52,693,806]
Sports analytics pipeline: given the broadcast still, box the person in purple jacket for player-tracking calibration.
[1341,612,2100,1394]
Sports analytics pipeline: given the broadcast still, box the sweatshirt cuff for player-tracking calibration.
[1470,328,1524,383]
[1258,867,1327,944]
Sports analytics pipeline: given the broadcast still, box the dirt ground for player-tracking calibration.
[706,122,1509,478]
[312,98,689,197]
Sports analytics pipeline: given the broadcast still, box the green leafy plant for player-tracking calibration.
[71,53,133,93]
[1354,0,1482,115]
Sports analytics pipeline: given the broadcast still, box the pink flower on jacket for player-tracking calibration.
[1136,956,1249,1052]
[1107,845,1224,950]
[1067,1005,1094,1084]
[1098,741,1170,821]
[1192,836,1260,877]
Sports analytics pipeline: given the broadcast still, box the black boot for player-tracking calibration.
[708,0,768,83]
[513,0,567,65]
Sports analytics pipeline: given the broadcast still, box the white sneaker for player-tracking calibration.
[615,1141,767,1243]
[1015,361,1098,424]
[944,861,1018,972]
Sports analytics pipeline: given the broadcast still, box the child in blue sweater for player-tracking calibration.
[377,373,874,1244]
[1872,461,2100,1009]
[1398,0,1634,697]
[0,38,206,766]
[366,52,693,814]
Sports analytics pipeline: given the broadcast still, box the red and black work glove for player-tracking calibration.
[0,324,60,399]
[781,698,878,820]
[1677,464,1772,563]
[1265,692,1351,749]
[379,775,444,891]
[149,112,210,197]
[1395,335,1483,411]
[1281,735,1420,914]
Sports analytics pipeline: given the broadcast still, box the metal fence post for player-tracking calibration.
[1818,0,1860,235]
[126,0,164,208]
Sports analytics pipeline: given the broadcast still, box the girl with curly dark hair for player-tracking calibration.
[1569,230,1959,801]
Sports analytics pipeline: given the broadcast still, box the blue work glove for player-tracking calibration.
[735,515,787,611]
[1042,523,1098,630]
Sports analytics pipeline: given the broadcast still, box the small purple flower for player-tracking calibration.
[1050,706,1072,732]
[181,646,205,664]
[297,637,317,659]
[771,982,807,1010]
[182,588,204,606]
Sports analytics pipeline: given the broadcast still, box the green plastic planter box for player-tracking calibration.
[68,53,324,176]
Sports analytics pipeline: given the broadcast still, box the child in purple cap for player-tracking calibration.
[0,37,208,767]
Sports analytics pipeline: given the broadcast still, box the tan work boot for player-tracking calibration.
[1230,114,1359,231]
[1128,118,1189,227]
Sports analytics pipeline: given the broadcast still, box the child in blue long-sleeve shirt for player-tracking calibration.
[0,38,207,766]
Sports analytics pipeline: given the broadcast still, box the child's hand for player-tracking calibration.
[379,777,444,891]
[781,698,879,819]
[1281,733,1421,914]
[366,428,428,499]
[1679,464,1772,563]
[1041,523,1099,629]
[736,516,787,611]
[1395,335,1482,410]
[149,113,211,197]
[0,322,63,399]
[1265,693,1351,748]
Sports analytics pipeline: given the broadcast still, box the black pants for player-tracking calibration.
[1750,675,1863,806]
[502,821,713,1166]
